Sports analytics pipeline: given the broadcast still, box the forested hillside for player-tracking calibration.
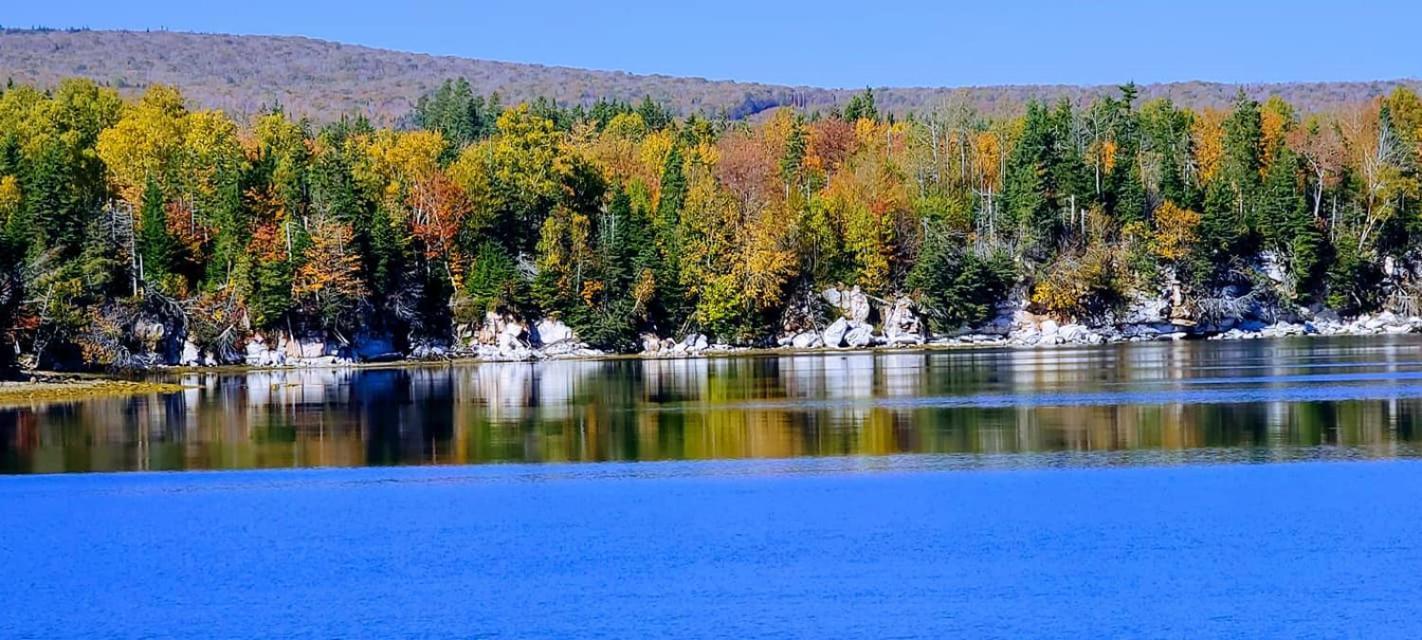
[3,72,1422,373]
[1,28,1417,122]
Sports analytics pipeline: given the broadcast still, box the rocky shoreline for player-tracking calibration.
[150,285,1422,371]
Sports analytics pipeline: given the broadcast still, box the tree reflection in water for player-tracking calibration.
[4,336,1422,473]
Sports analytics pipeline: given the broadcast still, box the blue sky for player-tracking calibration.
[6,1,1420,87]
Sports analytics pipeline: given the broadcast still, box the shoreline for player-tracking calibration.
[138,319,1422,374]
[9,317,1418,390]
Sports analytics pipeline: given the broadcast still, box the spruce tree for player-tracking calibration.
[137,179,176,292]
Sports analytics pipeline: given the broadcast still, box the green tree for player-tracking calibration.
[842,88,879,123]
[137,179,178,292]
[1002,102,1059,253]
[907,225,1016,330]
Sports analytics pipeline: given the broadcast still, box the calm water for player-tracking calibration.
[5,335,1422,473]
[6,337,1422,638]
[2,458,1421,638]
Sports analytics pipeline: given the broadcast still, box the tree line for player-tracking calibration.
[2,77,1421,372]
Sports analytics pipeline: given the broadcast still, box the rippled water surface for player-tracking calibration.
[5,337,1422,638]
[7,335,1422,473]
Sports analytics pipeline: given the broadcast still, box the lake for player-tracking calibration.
[4,336,1422,638]
[7,335,1422,474]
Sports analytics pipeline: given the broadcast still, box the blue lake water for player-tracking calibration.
[6,336,1422,637]
[2,457,1421,638]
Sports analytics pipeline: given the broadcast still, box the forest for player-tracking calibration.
[2,76,1422,373]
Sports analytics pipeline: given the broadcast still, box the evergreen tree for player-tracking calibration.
[464,240,526,317]
[1002,102,1060,253]
[842,88,879,122]
[907,224,1016,330]
[24,139,87,257]
[652,143,691,330]
[413,78,493,158]
[1221,91,1264,216]
[137,179,177,292]
[0,181,26,377]
[1260,148,1322,297]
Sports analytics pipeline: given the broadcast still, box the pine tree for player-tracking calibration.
[842,88,879,122]
[1002,102,1060,253]
[137,179,177,292]
[25,139,86,257]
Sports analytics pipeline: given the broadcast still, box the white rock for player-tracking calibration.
[845,287,872,324]
[641,333,662,353]
[1314,309,1343,325]
[180,340,201,366]
[286,338,327,360]
[844,326,875,348]
[543,342,581,356]
[534,319,576,346]
[1058,324,1086,343]
[1123,297,1170,324]
[882,297,924,345]
[791,331,822,349]
[1040,320,1060,336]
[822,317,851,348]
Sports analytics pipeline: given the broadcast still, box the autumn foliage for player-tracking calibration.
[3,76,1422,363]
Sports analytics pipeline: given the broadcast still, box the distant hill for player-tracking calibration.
[2,28,1418,123]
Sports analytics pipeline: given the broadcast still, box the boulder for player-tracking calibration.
[641,333,663,353]
[882,298,924,345]
[474,313,501,345]
[497,324,526,353]
[243,339,284,367]
[822,317,851,348]
[683,333,709,352]
[179,340,202,366]
[790,331,822,349]
[1009,327,1042,346]
[822,285,872,324]
[1122,297,1170,324]
[844,326,875,348]
[410,343,449,359]
[286,337,328,360]
[845,286,872,324]
[534,318,576,346]
[542,341,582,356]
[474,312,533,347]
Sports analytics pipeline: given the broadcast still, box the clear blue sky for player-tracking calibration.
[7,1,1420,87]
